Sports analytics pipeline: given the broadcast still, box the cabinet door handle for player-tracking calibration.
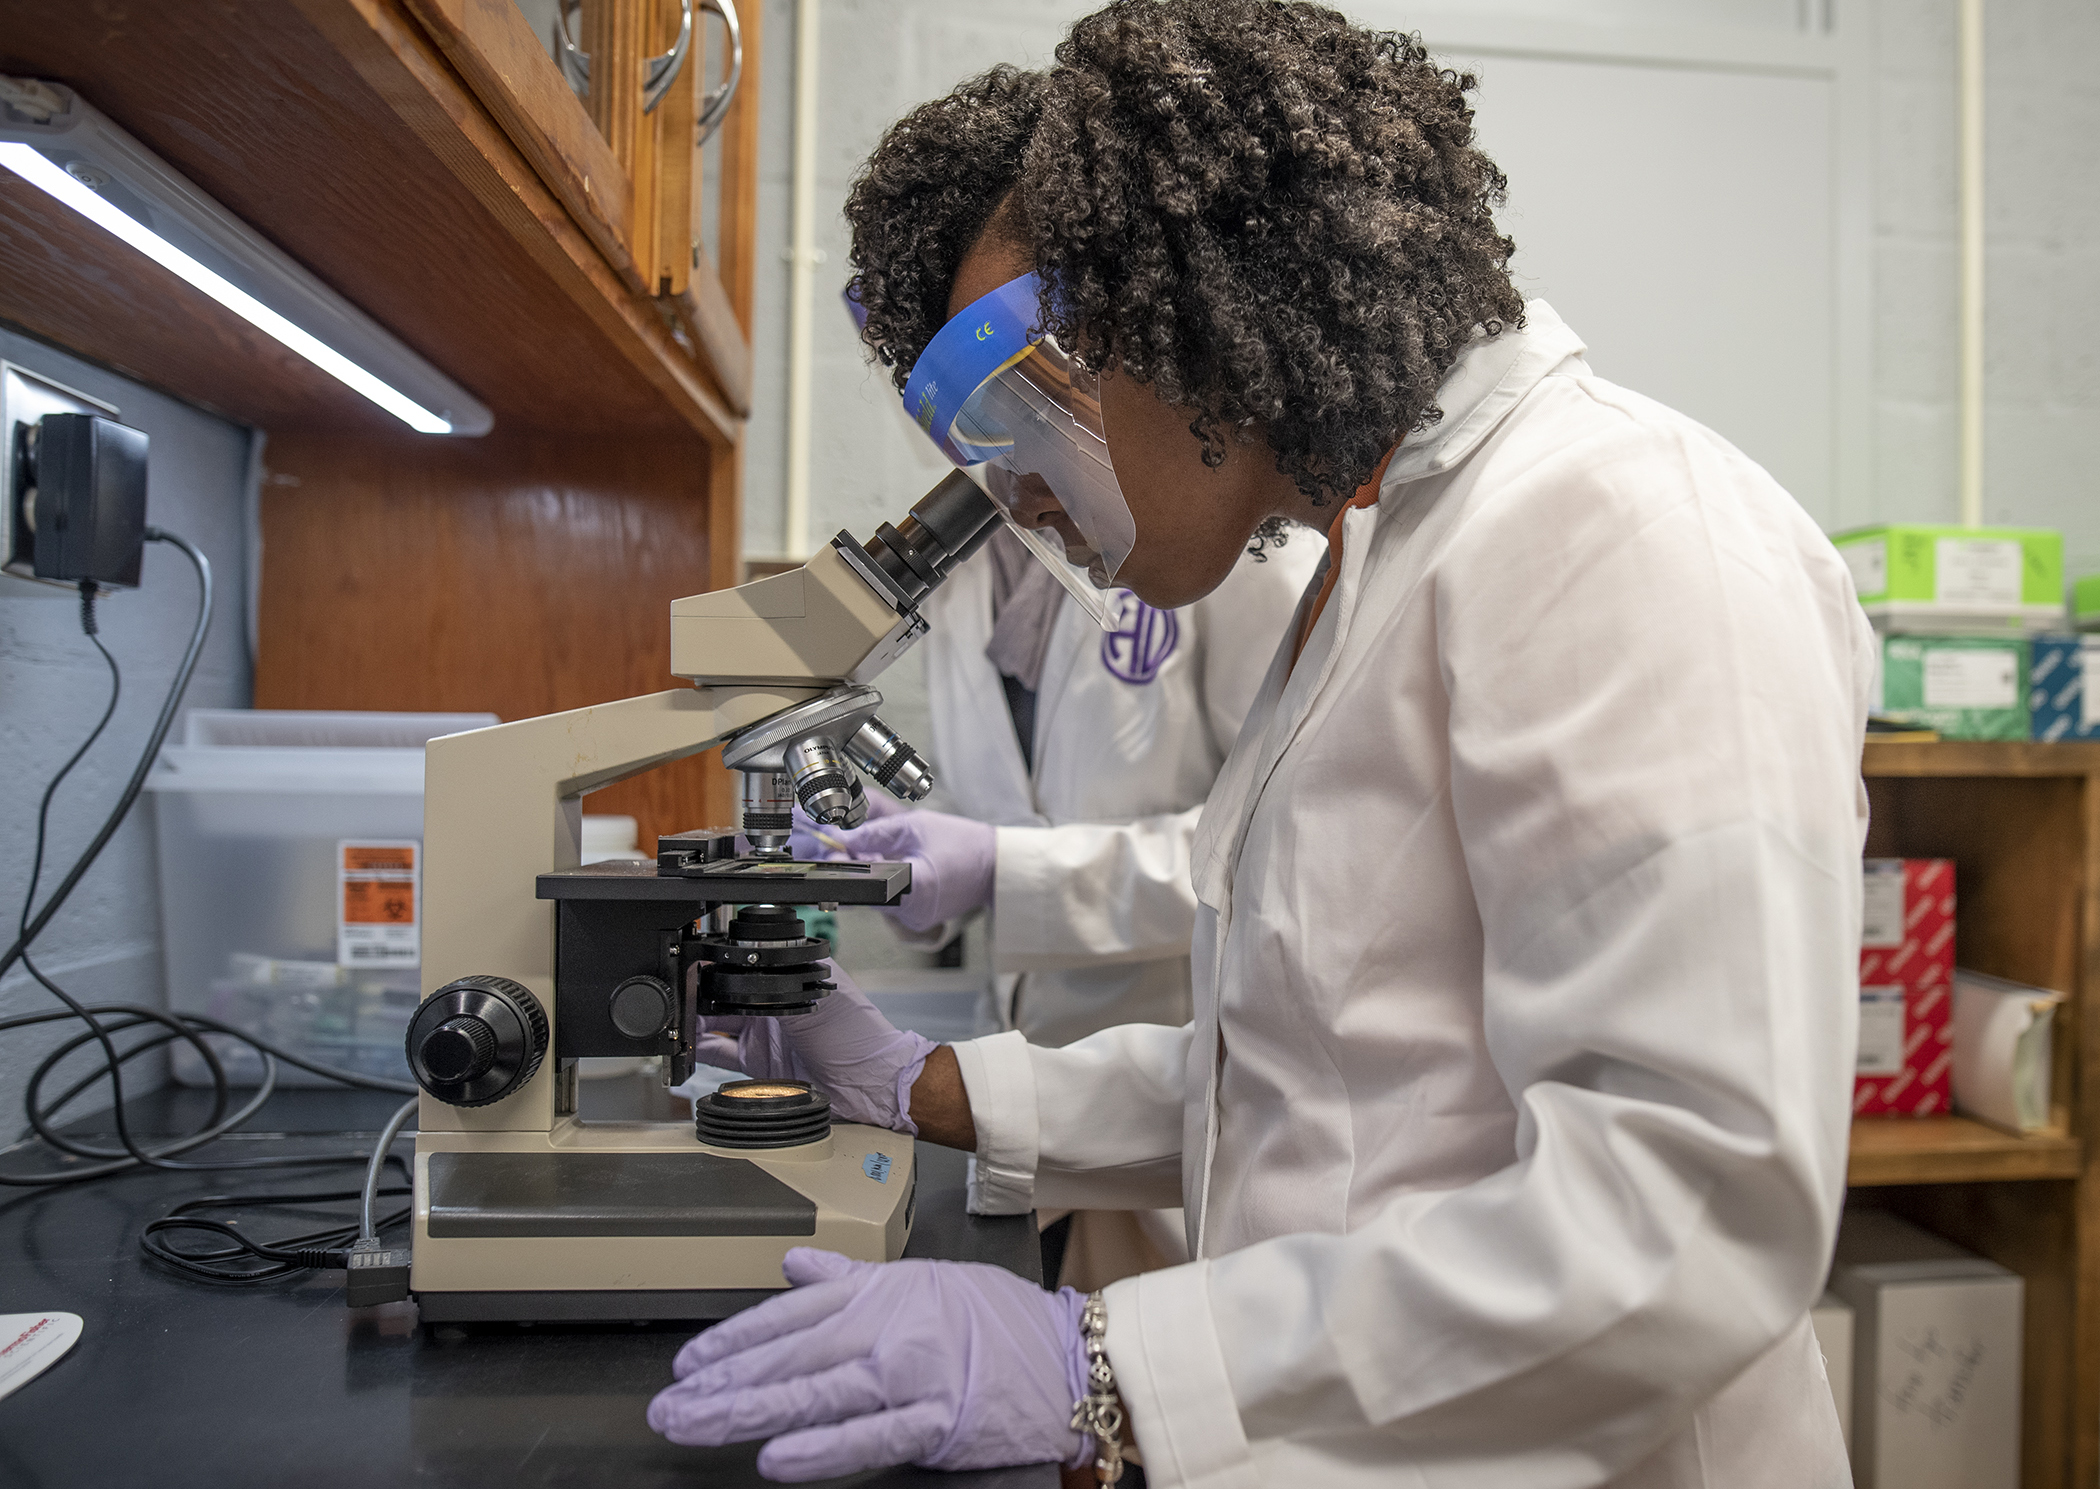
[694,0,744,144]
[553,1,701,117]
[644,0,696,115]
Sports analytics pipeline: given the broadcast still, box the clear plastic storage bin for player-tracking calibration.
[146,710,495,1086]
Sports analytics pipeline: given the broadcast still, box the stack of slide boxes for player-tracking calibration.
[1857,859,1956,1117]
[1832,525,2061,740]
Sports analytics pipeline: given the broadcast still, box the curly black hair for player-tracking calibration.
[844,0,1524,507]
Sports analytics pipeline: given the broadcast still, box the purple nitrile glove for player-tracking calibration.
[695,961,938,1133]
[647,1248,1089,1481]
[792,808,996,936]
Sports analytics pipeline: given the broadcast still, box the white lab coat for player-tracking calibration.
[953,301,1873,1487]
[919,533,1320,1047]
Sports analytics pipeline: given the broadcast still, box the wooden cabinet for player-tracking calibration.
[405,0,754,413]
[1850,741,2100,1489]
[0,0,767,844]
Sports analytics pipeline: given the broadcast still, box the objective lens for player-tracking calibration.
[847,717,935,802]
[785,736,867,826]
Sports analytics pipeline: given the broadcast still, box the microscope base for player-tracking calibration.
[415,1287,788,1324]
[409,1121,915,1323]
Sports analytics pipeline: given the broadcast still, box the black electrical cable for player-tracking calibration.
[132,1100,418,1286]
[17,582,122,953]
[4,531,220,1182]
[4,531,211,984]
[0,526,422,1305]
[140,1182,413,1284]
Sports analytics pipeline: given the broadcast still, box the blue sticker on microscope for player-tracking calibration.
[863,1152,893,1184]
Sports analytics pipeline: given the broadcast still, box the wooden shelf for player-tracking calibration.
[1849,1116,2081,1186]
[1865,738,2100,777]
[1852,751,2100,1489]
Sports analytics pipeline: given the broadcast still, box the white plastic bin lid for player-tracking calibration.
[146,709,499,795]
[582,814,645,861]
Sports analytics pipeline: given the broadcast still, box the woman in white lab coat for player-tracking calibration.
[810,58,1319,1287]
[651,5,1872,1485]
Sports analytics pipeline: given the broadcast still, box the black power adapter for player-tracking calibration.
[15,412,149,588]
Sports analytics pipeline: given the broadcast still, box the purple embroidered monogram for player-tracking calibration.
[1100,591,1179,684]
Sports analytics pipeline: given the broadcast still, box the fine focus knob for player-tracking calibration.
[419,1015,498,1082]
[609,975,675,1040]
[405,975,548,1107]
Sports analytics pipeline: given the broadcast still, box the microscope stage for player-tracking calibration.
[536,857,912,907]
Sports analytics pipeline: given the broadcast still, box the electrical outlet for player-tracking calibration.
[0,362,120,598]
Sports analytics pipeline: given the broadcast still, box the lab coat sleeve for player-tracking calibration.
[991,542,1318,971]
[1101,411,1874,1485]
[952,1024,1191,1215]
[993,807,1203,969]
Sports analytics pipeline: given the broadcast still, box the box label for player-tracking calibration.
[1934,538,2022,606]
[1923,647,2018,709]
[1856,859,1955,1117]
[1859,987,1907,1075]
[1843,538,1888,600]
[2085,642,2100,729]
[338,840,419,966]
[1862,861,1907,948]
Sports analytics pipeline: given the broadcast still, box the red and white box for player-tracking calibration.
[1855,858,1956,1117]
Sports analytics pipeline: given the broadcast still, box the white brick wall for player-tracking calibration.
[746,0,2100,579]
[1873,0,2100,574]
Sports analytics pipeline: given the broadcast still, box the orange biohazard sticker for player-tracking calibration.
[338,840,419,966]
[342,880,416,925]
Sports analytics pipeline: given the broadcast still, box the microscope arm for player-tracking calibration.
[420,685,819,1136]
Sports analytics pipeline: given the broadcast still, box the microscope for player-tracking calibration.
[401,472,1001,1323]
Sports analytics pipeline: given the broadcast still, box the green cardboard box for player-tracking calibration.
[1877,634,2030,740]
[2074,573,2100,632]
[1832,524,2064,635]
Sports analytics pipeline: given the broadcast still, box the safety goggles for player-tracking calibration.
[895,274,1135,628]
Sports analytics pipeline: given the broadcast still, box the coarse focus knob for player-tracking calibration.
[609,975,675,1040]
[406,975,548,1107]
[419,1016,497,1083]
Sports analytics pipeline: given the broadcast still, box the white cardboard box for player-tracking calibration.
[1952,969,2066,1133]
[1829,1211,2022,1489]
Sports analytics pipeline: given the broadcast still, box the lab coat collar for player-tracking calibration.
[1190,302,1586,918]
[1382,300,1586,486]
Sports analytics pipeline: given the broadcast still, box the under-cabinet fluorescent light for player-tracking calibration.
[0,79,491,436]
[0,143,450,433]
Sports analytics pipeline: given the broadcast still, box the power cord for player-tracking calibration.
[136,1097,418,1297]
[1,529,417,1303]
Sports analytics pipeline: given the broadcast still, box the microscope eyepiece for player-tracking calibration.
[837,470,999,611]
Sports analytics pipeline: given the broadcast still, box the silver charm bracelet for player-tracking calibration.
[1070,1291,1137,1484]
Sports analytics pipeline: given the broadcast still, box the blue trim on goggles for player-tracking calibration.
[901,273,1043,467]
